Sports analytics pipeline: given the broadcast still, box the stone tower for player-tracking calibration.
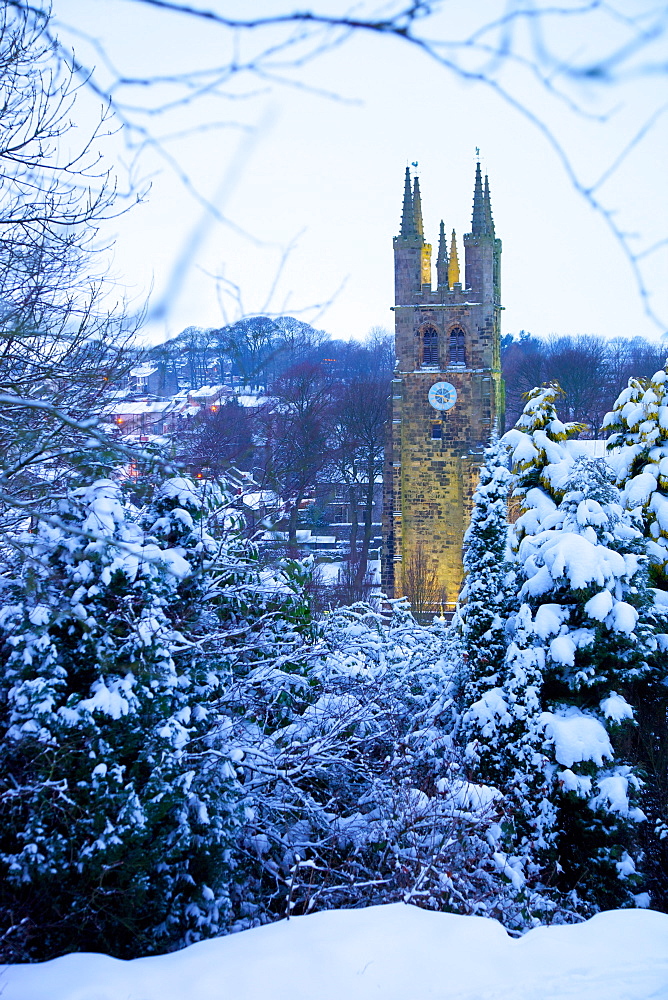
[381,161,504,611]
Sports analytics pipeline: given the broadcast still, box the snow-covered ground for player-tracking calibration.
[3,903,668,1000]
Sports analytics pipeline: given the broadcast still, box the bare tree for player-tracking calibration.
[331,373,389,591]
[177,326,210,390]
[501,333,548,429]
[219,317,281,392]
[544,335,610,435]
[0,6,142,529]
[503,332,668,434]
[186,398,255,475]
[263,362,334,547]
[402,543,446,624]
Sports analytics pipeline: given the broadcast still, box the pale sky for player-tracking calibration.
[51,1,668,346]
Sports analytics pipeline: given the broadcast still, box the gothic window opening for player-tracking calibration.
[421,326,439,367]
[448,327,466,366]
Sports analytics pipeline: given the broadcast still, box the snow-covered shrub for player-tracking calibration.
[223,602,524,930]
[0,477,244,960]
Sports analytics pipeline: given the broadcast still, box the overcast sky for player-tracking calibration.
[51,1,668,346]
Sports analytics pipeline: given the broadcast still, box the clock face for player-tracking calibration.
[428,381,457,411]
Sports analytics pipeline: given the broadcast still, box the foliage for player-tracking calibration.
[502,335,666,431]
[455,386,668,921]
[223,601,525,930]
[604,362,668,588]
[0,477,244,960]
[603,366,668,906]
[0,4,139,531]
[458,441,515,787]
[513,458,651,910]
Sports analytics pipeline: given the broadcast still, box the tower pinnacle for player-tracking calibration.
[413,176,424,239]
[400,166,416,238]
[471,160,485,236]
[436,219,448,287]
[448,229,460,286]
[483,173,495,237]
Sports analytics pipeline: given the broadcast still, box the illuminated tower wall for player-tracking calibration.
[381,162,504,610]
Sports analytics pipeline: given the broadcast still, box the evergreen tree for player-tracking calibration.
[604,362,668,589]
[458,441,515,786]
[0,477,241,961]
[601,376,647,457]
[515,458,650,911]
[500,605,556,878]
[472,387,655,915]
[603,367,668,909]
[502,382,584,546]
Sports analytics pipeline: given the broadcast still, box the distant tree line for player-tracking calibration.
[140,321,668,597]
[151,324,667,467]
[144,317,393,396]
[147,321,394,602]
[502,333,667,433]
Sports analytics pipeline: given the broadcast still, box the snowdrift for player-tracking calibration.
[3,903,668,1000]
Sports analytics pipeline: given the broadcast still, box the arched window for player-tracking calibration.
[448,327,466,366]
[421,326,439,367]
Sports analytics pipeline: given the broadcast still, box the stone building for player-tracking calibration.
[381,162,504,612]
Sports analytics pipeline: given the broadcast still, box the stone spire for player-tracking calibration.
[436,219,449,287]
[448,230,460,286]
[471,159,485,235]
[413,176,424,239]
[484,173,495,237]
[400,166,416,238]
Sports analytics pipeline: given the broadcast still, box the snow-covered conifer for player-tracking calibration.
[601,377,647,456]
[605,362,668,588]
[458,442,515,785]
[502,383,584,546]
[513,458,650,910]
[0,478,241,960]
[603,369,668,909]
[473,386,582,886]
[501,605,555,864]
[482,386,658,914]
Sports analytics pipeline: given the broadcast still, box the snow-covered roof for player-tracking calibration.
[129,363,157,378]
[109,400,173,416]
[236,393,268,407]
[189,384,227,400]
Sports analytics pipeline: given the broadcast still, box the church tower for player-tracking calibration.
[381,161,504,611]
